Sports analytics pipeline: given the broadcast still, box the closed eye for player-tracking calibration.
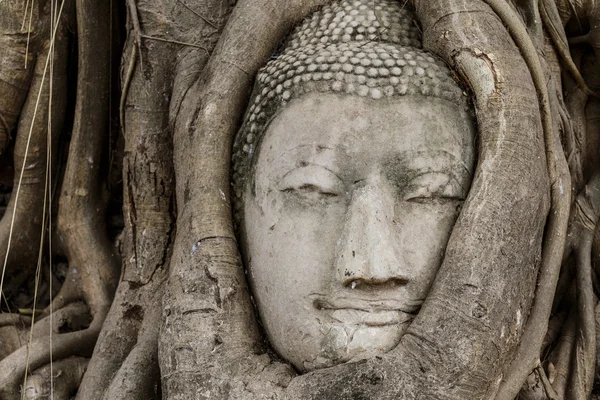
[403,172,467,202]
[406,195,463,204]
[278,164,344,198]
[281,184,339,197]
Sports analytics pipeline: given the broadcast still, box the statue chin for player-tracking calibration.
[303,323,405,371]
[239,93,475,372]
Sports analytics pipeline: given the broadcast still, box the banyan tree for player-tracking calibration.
[1,0,600,399]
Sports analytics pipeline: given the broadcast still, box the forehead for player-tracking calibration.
[257,93,475,172]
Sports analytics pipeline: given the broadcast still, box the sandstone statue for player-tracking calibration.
[233,2,475,372]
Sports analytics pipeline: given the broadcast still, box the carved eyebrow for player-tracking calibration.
[302,162,340,176]
[270,145,341,171]
[279,162,343,183]
[404,149,474,176]
[391,151,473,184]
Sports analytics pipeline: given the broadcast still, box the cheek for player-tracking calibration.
[396,202,461,285]
[244,189,346,298]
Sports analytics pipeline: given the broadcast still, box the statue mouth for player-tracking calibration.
[312,297,421,327]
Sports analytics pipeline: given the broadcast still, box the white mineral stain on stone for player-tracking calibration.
[559,180,564,195]
[204,103,217,117]
[496,375,503,386]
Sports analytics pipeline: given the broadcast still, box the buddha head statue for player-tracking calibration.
[231,0,475,372]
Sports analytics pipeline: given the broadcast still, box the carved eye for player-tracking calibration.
[404,172,466,202]
[279,164,344,198]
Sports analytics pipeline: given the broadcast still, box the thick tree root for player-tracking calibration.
[0,313,31,328]
[550,310,577,398]
[75,3,176,398]
[0,3,69,295]
[540,0,594,96]
[77,259,166,400]
[160,1,337,398]
[0,0,118,397]
[0,0,42,157]
[37,267,83,321]
[473,1,571,399]
[23,357,88,400]
[0,307,101,399]
[96,290,163,400]
[52,0,120,397]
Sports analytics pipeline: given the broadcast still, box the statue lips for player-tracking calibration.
[329,309,411,327]
[312,296,420,327]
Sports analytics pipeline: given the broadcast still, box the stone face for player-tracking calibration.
[230,0,476,375]
[239,93,475,371]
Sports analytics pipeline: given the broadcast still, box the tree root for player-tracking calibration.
[99,290,162,400]
[37,266,83,321]
[538,364,561,400]
[558,85,585,198]
[0,3,69,295]
[544,281,575,356]
[160,1,337,397]
[0,0,44,157]
[513,0,544,45]
[562,173,600,398]
[74,0,181,397]
[49,0,120,397]
[0,304,101,398]
[28,301,90,340]
[463,1,570,398]
[57,0,119,318]
[540,0,594,97]
[548,307,577,398]
[0,0,119,396]
[75,281,163,400]
[23,357,88,400]
[0,312,31,328]
[0,323,25,361]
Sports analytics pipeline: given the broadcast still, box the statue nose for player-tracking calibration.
[333,178,408,288]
